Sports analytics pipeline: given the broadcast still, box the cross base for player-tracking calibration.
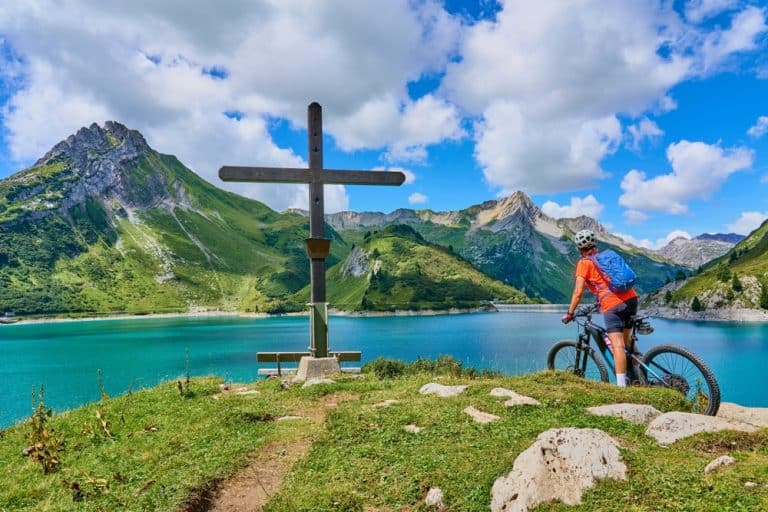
[292,356,341,382]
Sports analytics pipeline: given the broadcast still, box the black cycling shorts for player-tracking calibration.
[603,297,638,333]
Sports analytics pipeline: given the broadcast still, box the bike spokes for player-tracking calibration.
[643,350,716,414]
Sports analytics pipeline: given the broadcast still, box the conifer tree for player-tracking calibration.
[691,296,704,312]
[760,282,768,310]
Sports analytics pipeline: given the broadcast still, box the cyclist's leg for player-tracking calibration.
[604,299,636,386]
[622,298,639,352]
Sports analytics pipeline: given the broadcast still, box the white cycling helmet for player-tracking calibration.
[574,229,597,249]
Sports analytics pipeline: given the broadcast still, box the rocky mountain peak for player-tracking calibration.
[3,122,177,223]
[35,121,149,169]
[474,192,541,230]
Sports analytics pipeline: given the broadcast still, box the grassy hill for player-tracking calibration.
[1,366,765,511]
[647,218,768,312]
[301,224,532,311]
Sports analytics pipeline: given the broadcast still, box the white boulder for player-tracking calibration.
[704,455,736,474]
[404,424,423,434]
[490,387,541,406]
[464,406,501,424]
[587,403,662,425]
[717,402,768,428]
[491,428,626,512]
[645,412,758,445]
[425,487,445,509]
[419,383,468,397]
[373,399,399,408]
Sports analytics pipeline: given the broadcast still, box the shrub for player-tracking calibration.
[26,386,64,473]
[362,358,406,379]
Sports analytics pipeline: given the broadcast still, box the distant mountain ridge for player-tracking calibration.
[656,236,739,268]
[322,193,687,303]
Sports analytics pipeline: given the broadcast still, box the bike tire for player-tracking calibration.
[547,340,609,383]
[641,344,720,416]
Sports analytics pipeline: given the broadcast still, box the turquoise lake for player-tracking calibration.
[1,310,767,428]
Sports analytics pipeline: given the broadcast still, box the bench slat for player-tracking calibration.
[257,351,361,363]
[257,367,362,376]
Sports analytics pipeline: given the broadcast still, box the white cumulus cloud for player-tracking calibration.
[408,192,428,205]
[747,115,768,138]
[440,1,767,196]
[726,211,768,235]
[540,195,604,219]
[0,0,462,212]
[624,210,649,224]
[619,140,754,214]
[685,0,739,23]
[627,118,664,151]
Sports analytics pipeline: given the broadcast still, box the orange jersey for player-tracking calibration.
[575,258,637,312]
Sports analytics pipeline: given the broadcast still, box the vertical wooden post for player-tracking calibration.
[307,102,328,357]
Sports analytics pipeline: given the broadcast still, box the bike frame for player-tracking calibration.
[574,311,651,383]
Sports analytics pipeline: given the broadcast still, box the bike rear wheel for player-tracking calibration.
[641,344,720,416]
[547,340,609,383]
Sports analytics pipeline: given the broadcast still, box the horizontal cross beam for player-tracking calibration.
[219,166,405,186]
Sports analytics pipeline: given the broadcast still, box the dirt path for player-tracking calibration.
[188,392,354,512]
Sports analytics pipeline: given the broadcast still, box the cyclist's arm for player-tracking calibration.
[566,276,586,315]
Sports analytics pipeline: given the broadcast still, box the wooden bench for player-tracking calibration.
[256,351,362,376]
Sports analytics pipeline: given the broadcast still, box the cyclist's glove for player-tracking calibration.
[561,313,574,324]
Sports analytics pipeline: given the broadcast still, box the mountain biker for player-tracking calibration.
[561,229,638,387]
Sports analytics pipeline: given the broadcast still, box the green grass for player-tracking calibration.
[2,370,765,511]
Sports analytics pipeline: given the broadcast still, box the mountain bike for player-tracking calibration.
[546,303,720,416]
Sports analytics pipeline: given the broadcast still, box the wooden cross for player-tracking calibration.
[219,102,405,358]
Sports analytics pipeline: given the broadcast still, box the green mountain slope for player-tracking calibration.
[647,218,768,311]
[300,224,532,311]
[0,122,344,315]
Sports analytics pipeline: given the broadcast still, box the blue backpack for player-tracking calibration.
[587,249,636,294]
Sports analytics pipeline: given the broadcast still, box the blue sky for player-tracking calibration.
[1,1,768,249]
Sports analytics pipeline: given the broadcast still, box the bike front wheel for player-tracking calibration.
[641,344,720,416]
[547,340,609,383]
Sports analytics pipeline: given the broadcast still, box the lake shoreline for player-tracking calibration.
[4,305,510,325]
[7,302,767,325]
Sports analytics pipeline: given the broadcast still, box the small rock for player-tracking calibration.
[419,383,468,397]
[490,387,541,406]
[704,455,736,474]
[491,428,626,512]
[464,406,501,424]
[277,416,308,421]
[646,412,758,445]
[218,384,230,391]
[425,487,445,509]
[211,394,221,400]
[404,424,423,434]
[587,403,661,425]
[717,402,768,428]
[744,481,758,488]
[373,399,399,408]
[302,378,335,388]
[234,389,259,396]
[21,445,35,457]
